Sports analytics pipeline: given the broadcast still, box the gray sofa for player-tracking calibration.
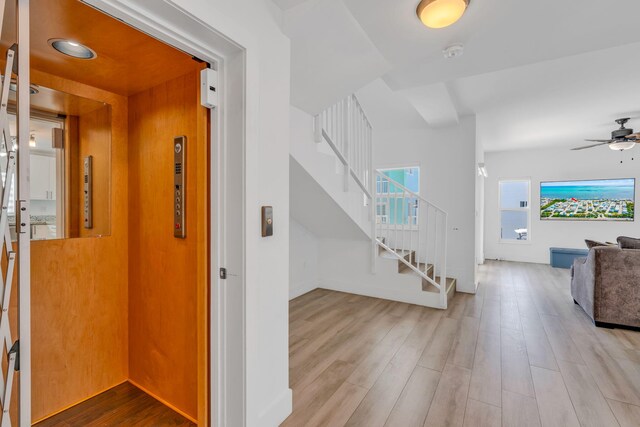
[571,245,640,329]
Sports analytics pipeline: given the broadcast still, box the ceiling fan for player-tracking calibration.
[572,118,640,151]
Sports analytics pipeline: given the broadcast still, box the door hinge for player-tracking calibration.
[219,268,227,279]
[17,200,28,234]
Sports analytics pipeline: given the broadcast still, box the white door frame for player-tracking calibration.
[81,1,253,425]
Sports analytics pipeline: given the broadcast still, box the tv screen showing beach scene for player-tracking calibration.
[540,179,635,221]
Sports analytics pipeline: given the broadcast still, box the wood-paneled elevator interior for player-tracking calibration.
[1,0,210,424]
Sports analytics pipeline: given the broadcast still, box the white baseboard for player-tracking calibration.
[256,387,292,427]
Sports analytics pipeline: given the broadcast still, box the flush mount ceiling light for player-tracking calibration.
[48,38,97,60]
[416,0,470,29]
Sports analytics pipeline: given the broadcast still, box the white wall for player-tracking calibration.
[484,146,640,264]
[318,237,445,307]
[289,106,372,237]
[374,117,478,293]
[168,1,292,425]
[290,218,320,299]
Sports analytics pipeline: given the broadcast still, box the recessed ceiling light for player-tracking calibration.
[48,38,97,60]
[417,0,470,29]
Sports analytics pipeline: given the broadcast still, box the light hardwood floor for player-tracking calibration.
[283,260,640,427]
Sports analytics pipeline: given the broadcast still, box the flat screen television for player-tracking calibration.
[540,178,635,221]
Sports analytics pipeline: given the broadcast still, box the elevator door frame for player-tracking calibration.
[81,1,251,425]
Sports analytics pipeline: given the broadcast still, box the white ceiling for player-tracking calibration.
[282,0,390,114]
[451,42,640,152]
[276,0,640,151]
[354,79,428,131]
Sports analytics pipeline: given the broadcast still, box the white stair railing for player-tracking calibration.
[314,94,373,200]
[375,171,449,308]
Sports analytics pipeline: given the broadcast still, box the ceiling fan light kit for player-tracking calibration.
[572,118,639,152]
[608,140,636,151]
[417,0,470,29]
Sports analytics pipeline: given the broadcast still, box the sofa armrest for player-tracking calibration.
[571,249,596,318]
[592,246,640,327]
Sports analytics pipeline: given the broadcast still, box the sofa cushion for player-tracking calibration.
[617,236,640,249]
[585,239,609,249]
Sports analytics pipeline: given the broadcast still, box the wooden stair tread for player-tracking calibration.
[422,276,456,293]
[376,245,457,302]
[436,277,456,287]
[399,263,433,275]
[378,249,413,260]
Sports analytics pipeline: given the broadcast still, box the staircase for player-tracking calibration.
[374,171,457,308]
[376,246,456,304]
[291,94,457,309]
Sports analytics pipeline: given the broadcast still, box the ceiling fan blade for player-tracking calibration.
[571,142,610,151]
[628,133,640,139]
[584,139,614,142]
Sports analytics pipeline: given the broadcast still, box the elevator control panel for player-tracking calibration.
[174,136,186,238]
[84,156,93,229]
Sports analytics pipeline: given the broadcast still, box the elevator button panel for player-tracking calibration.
[84,155,93,229]
[174,136,186,238]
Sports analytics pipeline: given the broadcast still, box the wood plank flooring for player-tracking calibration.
[283,260,640,427]
[34,382,195,426]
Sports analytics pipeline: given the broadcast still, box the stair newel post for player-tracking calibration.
[432,206,436,283]
[393,182,398,256]
[424,204,430,279]
[386,178,391,250]
[370,142,376,275]
[433,209,438,281]
[343,97,350,192]
[401,191,406,260]
[358,108,362,183]
[356,108,360,183]
[416,198,421,274]
[408,192,413,265]
[361,110,364,183]
[440,211,448,309]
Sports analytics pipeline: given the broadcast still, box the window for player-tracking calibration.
[376,166,420,226]
[499,179,530,242]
